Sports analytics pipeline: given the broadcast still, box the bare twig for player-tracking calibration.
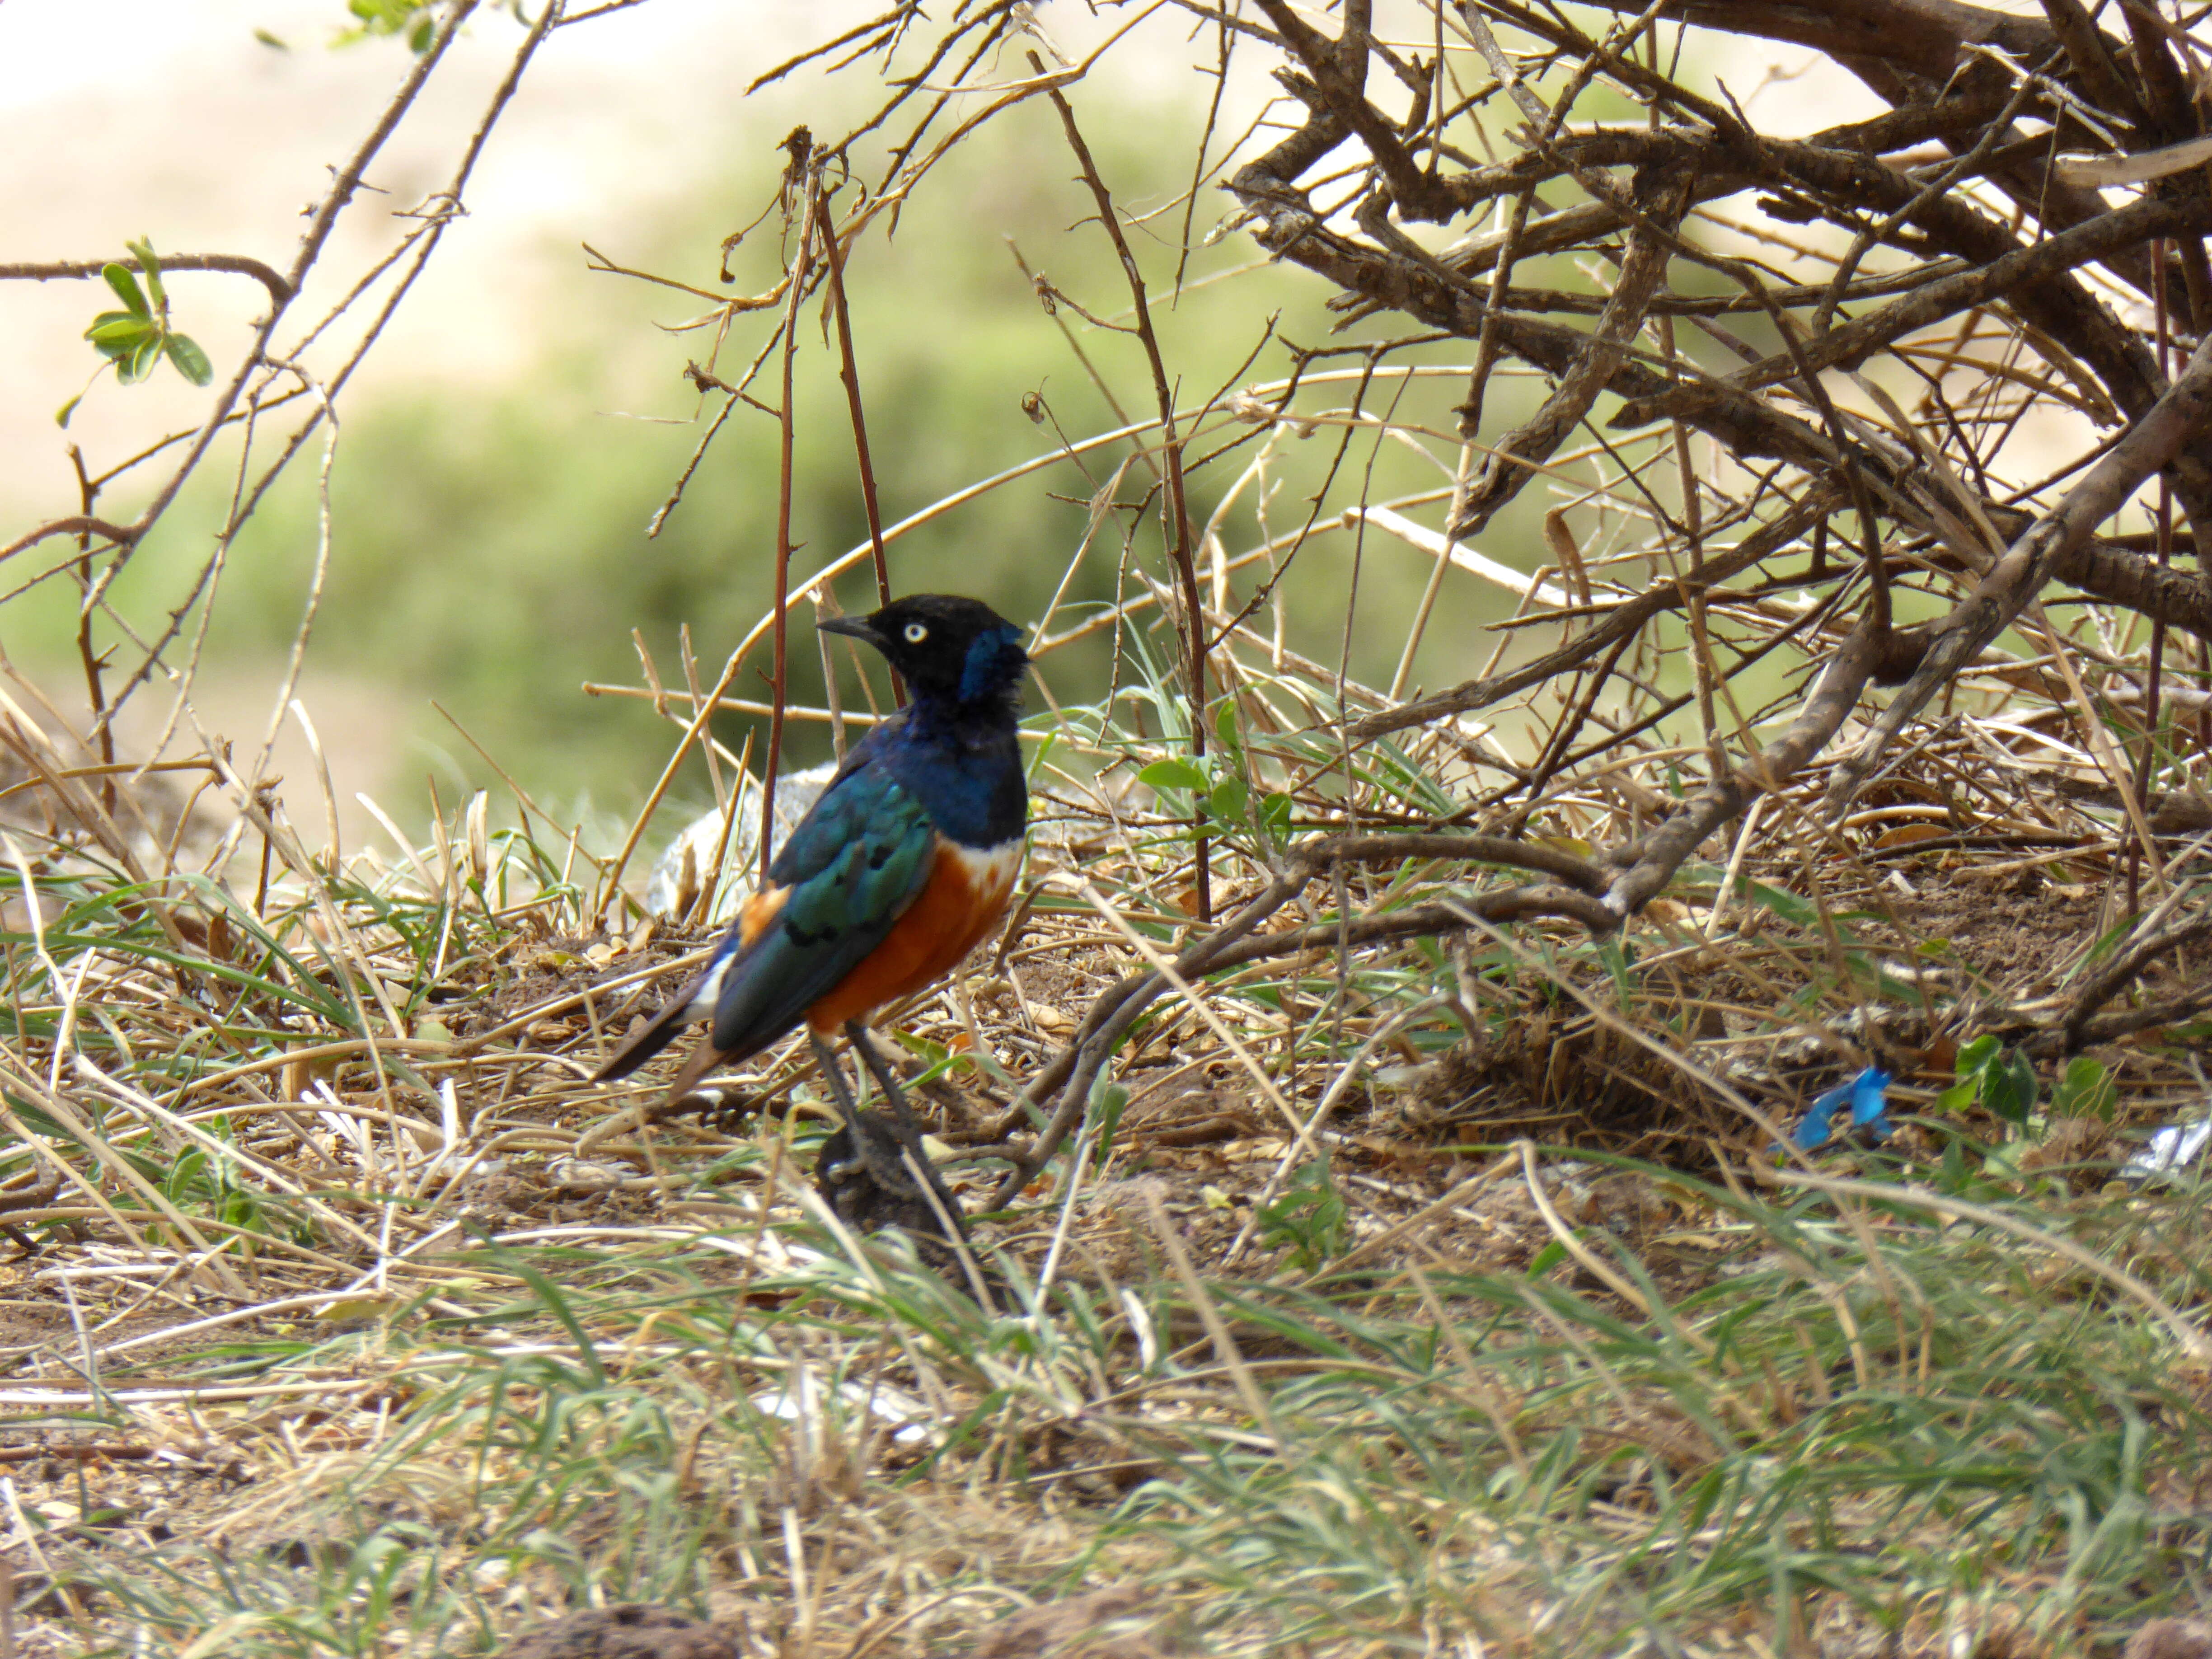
[1034,55,1214,919]
[763,138,822,887]
[1828,329,2212,814]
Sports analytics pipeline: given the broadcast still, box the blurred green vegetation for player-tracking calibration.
[9,56,1691,829]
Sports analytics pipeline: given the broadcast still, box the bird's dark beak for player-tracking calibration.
[817,615,880,644]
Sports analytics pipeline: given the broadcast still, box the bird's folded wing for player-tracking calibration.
[706,769,937,1059]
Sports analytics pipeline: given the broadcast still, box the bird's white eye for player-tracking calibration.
[903,622,928,643]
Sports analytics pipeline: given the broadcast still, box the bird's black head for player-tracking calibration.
[818,593,1029,707]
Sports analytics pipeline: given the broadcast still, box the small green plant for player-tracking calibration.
[1938,1033,2039,1126]
[336,0,534,51]
[2051,1054,2117,1121]
[1938,1040,2117,1130]
[340,0,441,51]
[1136,753,1293,853]
[62,239,213,425]
[1255,1155,1348,1270]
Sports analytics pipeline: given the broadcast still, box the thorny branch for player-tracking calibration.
[982,0,2212,1167]
[0,253,294,306]
[1034,58,1217,921]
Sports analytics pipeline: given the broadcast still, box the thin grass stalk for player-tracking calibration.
[2129,239,2176,912]
[1034,59,1211,920]
[811,178,898,634]
[761,157,820,888]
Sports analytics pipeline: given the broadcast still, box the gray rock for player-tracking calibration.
[644,763,836,922]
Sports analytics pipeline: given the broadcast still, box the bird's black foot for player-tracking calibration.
[806,1031,967,1251]
[844,1021,970,1241]
[815,1110,948,1240]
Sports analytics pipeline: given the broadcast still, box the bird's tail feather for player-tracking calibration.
[661,1037,732,1103]
[591,997,698,1083]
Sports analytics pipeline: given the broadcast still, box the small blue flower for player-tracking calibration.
[1790,1067,1893,1152]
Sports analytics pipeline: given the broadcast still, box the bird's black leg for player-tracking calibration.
[844,1021,926,1141]
[807,1031,914,1223]
[844,1020,969,1243]
[806,1030,866,1124]
[806,1030,968,1248]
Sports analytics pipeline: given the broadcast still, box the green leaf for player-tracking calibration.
[55,394,84,428]
[164,333,213,387]
[86,314,151,350]
[1982,1048,2038,1125]
[1934,1080,1979,1115]
[1208,776,1248,827]
[1955,1033,2001,1077]
[119,334,163,385]
[1939,1134,1968,1189]
[408,14,434,51]
[1137,758,1206,795]
[1734,878,1815,927]
[1255,1157,1348,1270]
[1214,698,1242,757]
[126,239,166,310]
[2051,1054,2114,1121]
[101,263,149,318]
[345,0,431,37]
[1090,1083,1129,1170]
[253,27,290,48]
[1257,792,1293,843]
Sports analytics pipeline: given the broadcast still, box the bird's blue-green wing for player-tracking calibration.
[706,768,937,1058]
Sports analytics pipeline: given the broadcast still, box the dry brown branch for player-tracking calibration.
[1135,0,2212,974]
[1612,194,2212,430]
[2058,904,2212,1053]
[989,873,1611,1203]
[1607,618,1885,916]
[1346,494,1836,741]
[1829,329,2212,812]
[0,253,293,306]
[1450,167,1688,539]
[984,816,1620,1201]
[1572,0,2063,88]
[1034,57,1215,917]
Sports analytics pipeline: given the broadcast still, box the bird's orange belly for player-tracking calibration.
[806,839,1022,1031]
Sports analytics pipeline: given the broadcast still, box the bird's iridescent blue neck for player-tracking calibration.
[840,642,1027,849]
[955,624,1029,704]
